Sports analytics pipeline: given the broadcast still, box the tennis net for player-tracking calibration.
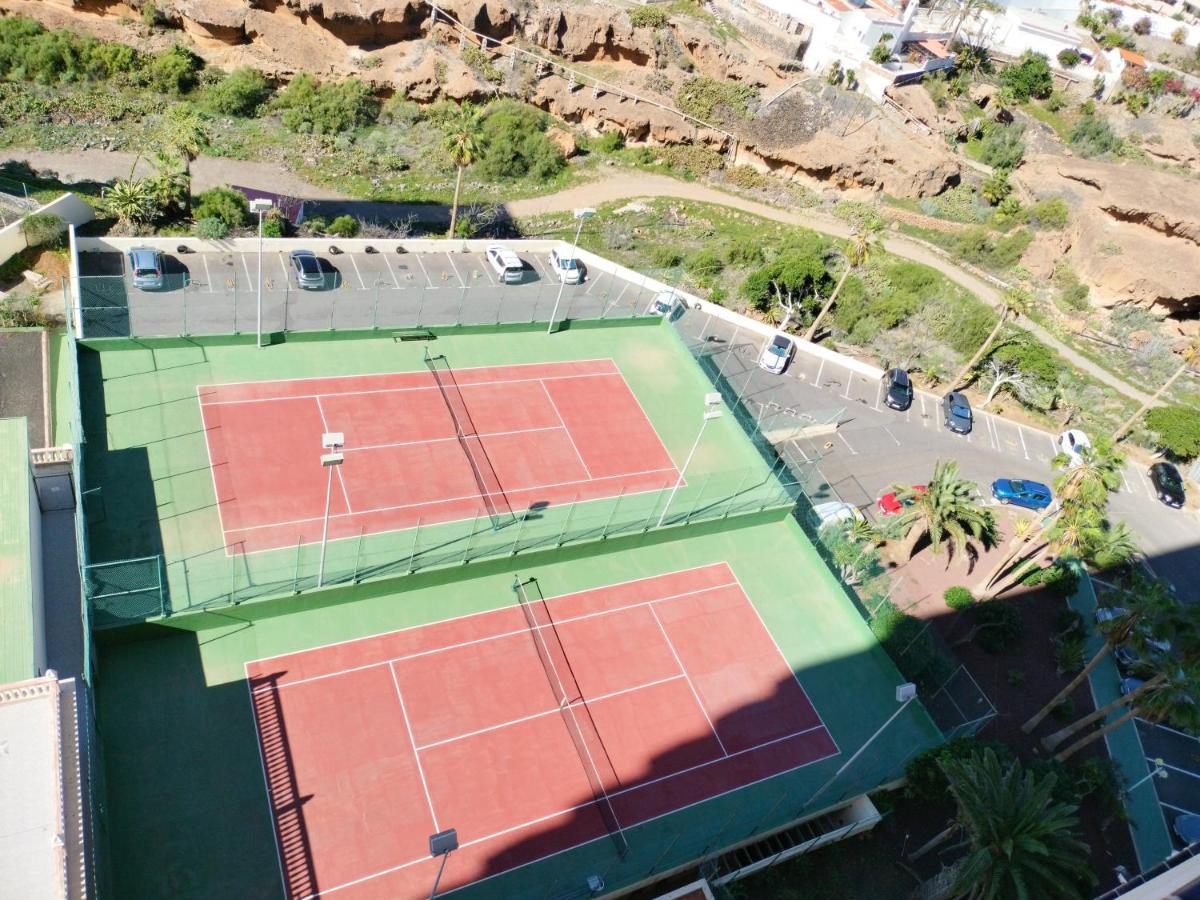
[513,577,629,858]
[424,351,514,530]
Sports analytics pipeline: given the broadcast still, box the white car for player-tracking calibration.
[758,333,796,375]
[810,501,865,528]
[646,290,680,317]
[548,248,583,284]
[1059,429,1092,468]
[485,245,524,284]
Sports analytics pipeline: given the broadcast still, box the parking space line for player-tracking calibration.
[585,266,610,296]
[1136,467,1157,500]
[881,425,901,447]
[1048,434,1058,455]
[444,253,465,288]
[201,256,215,293]
[1017,426,1030,460]
[1120,470,1132,494]
[1160,762,1200,780]
[836,431,857,455]
[348,253,367,289]
[843,372,854,400]
[788,439,810,463]
[241,254,253,284]
[815,359,825,388]
[987,415,1001,451]
[476,254,496,286]
[277,252,289,285]
[414,253,434,288]
[381,252,399,288]
[1161,801,1200,816]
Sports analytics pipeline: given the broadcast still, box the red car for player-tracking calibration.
[877,484,926,516]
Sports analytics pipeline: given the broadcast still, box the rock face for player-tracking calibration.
[1018,154,1200,321]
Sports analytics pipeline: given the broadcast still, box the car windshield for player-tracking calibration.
[296,257,318,273]
[953,402,971,419]
[134,268,158,277]
[770,336,790,355]
[559,257,578,270]
[893,371,909,389]
[1161,466,1182,487]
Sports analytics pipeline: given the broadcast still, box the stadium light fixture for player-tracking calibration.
[249,198,274,349]
[547,207,596,335]
[317,436,344,588]
[428,828,459,899]
[656,404,724,528]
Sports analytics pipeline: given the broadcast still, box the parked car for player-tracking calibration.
[486,245,524,284]
[1120,676,1145,696]
[1149,462,1186,509]
[991,479,1052,511]
[758,333,796,375]
[810,501,865,528]
[289,250,324,290]
[877,484,926,516]
[647,290,680,317]
[548,248,583,285]
[1174,814,1200,846]
[1094,606,1129,626]
[1058,429,1092,468]
[127,246,165,290]
[942,391,973,435]
[881,367,913,411]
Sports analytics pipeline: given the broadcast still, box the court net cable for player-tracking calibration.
[423,350,515,530]
[513,576,630,859]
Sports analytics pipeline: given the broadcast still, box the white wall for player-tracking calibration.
[0,194,94,270]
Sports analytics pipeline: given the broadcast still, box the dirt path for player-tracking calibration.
[3,147,1151,404]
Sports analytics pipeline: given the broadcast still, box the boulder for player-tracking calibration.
[546,126,578,158]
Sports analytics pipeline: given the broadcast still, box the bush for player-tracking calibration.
[685,248,724,277]
[274,74,379,135]
[192,186,248,230]
[1054,632,1086,675]
[999,52,1054,100]
[1173,26,1187,44]
[629,5,669,28]
[870,42,892,65]
[969,600,1023,653]
[327,215,359,238]
[954,225,1032,272]
[1007,668,1026,686]
[981,169,1012,205]
[299,215,328,236]
[1145,404,1200,459]
[260,211,287,238]
[1057,48,1082,68]
[726,238,764,268]
[1031,197,1070,230]
[146,44,203,95]
[870,601,954,689]
[1070,112,1123,157]
[193,216,228,239]
[202,66,270,116]
[649,245,684,268]
[740,244,832,313]
[944,586,976,610]
[904,737,1015,804]
[476,100,565,181]
[977,123,1026,169]
[676,75,757,120]
[461,46,503,84]
[1020,561,1081,597]
[1133,16,1152,34]
[19,213,64,248]
[591,131,625,153]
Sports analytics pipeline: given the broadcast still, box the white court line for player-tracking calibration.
[1141,719,1200,742]
[315,396,354,513]
[413,252,434,288]
[201,255,215,293]
[388,662,440,831]
[224,465,678,536]
[344,424,564,455]
[254,580,740,693]
[200,371,621,407]
[540,380,592,479]
[348,253,367,290]
[414,673,688,753]
[1018,426,1030,460]
[837,431,858,455]
[648,605,728,756]
[444,252,465,288]
[196,388,231,546]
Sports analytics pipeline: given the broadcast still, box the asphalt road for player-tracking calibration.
[670,307,1200,604]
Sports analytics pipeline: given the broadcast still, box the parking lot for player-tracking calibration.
[74,243,667,339]
[1136,718,1200,849]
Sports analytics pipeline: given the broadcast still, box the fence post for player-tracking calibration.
[232,284,240,335]
[461,512,483,564]
[181,289,188,337]
[509,513,528,556]
[642,487,666,532]
[718,324,741,378]
[352,527,365,582]
[556,494,580,547]
[292,538,302,594]
[455,286,466,326]
[601,488,626,539]
[684,475,713,524]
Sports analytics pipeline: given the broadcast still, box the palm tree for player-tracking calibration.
[149,151,189,218]
[912,748,1095,898]
[892,460,995,561]
[158,106,209,216]
[1021,576,1175,734]
[443,103,483,238]
[1112,338,1200,442]
[951,288,1031,389]
[101,178,157,229]
[804,223,880,342]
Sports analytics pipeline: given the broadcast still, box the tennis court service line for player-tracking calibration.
[222,465,678,536]
[314,396,354,514]
[387,662,440,831]
[539,380,593,479]
[251,579,740,694]
[340,424,564,455]
[648,604,728,757]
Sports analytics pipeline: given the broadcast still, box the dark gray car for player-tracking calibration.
[290,250,324,289]
[882,367,913,411]
[942,391,973,435]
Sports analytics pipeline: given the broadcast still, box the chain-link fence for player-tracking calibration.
[924,665,997,740]
[84,556,166,628]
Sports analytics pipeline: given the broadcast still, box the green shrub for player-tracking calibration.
[954,226,1032,272]
[1054,632,1086,675]
[146,45,203,95]
[977,123,1026,169]
[675,75,757,120]
[944,586,975,610]
[834,200,885,231]
[904,737,1015,804]
[629,5,670,28]
[19,213,64,248]
[202,66,270,116]
[870,42,892,65]
[740,244,832,313]
[1070,113,1122,157]
[999,52,1054,100]
[193,216,228,239]
[1020,561,1081,597]
[461,46,503,84]
[981,169,1012,205]
[1057,48,1082,67]
[380,95,423,126]
[1007,668,1026,686]
[726,238,763,267]
[649,245,684,268]
[476,100,565,181]
[274,74,379,135]
[1031,197,1070,230]
[969,600,1023,653]
[299,215,328,236]
[192,186,248,230]
[1145,404,1200,459]
[592,131,625,153]
[260,211,287,238]
[327,215,359,238]
[685,248,724,277]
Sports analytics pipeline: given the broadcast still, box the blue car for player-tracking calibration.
[991,478,1052,510]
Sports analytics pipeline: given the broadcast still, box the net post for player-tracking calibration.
[641,487,666,533]
[406,517,422,573]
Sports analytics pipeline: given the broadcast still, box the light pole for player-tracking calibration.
[657,392,723,528]
[249,198,273,348]
[547,207,595,334]
[428,828,458,899]
[317,431,344,588]
[1126,758,1167,797]
[804,683,917,813]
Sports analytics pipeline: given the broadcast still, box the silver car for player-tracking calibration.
[290,250,324,290]
[548,248,583,285]
[127,246,164,290]
[757,333,796,375]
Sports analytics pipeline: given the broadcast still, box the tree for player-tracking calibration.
[157,106,209,216]
[804,223,881,341]
[951,288,1030,389]
[1143,404,1200,459]
[1113,339,1200,442]
[442,102,483,239]
[203,66,271,116]
[892,460,995,561]
[1022,576,1175,734]
[192,186,249,231]
[980,168,1012,205]
[980,358,1024,408]
[148,151,189,219]
[911,748,1095,898]
[101,178,156,228]
[740,236,832,316]
[999,51,1054,100]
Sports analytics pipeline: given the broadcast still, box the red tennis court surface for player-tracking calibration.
[246,563,838,900]
[199,359,679,553]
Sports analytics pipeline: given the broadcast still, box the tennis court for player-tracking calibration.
[246,562,837,900]
[200,358,679,553]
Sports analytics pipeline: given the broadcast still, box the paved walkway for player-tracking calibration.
[2,148,1152,403]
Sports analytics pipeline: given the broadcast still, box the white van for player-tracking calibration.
[485,245,525,284]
